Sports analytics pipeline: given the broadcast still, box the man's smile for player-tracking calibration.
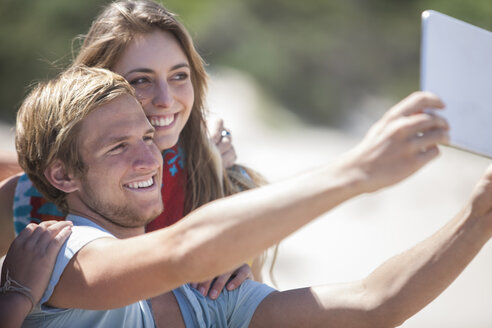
[123,175,157,190]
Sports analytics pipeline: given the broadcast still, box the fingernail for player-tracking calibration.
[227,283,235,290]
[199,287,206,296]
[209,290,217,299]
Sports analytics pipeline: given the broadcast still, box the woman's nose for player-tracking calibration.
[152,80,173,108]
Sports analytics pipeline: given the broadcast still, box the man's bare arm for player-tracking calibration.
[49,92,450,310]
[250,178,492,328]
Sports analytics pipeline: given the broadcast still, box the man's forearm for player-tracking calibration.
[362,208,490,327]
[171,157,367,283]
[50,92,451,309]
[247,205,492,328]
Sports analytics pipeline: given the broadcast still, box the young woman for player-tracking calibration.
[0,0,267,301]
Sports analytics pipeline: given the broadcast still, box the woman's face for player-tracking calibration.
[113,30,194,151]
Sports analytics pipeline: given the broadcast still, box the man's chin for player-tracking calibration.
[142,206,165,226]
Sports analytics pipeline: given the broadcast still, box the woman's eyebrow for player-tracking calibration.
[170,63,190,70]
[124,68,153,75]
[124,63,189,76]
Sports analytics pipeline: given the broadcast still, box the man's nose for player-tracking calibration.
[133,142,161,171]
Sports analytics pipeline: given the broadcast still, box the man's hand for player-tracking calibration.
[345,91,450,193]
[190,263,252,299]
[208,117,237,169]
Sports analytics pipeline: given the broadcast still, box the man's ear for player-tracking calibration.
[44,159,79,193]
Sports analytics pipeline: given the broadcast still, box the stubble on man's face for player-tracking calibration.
[80,177,162,228]
[71,94,164,231]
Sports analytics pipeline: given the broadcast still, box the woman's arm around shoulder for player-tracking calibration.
[0,174,22,257]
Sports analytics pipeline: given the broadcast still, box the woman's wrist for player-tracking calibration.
[0,269,36,312]
[0,292,33,327]
[4,291,33,310]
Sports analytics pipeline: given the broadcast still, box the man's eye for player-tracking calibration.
[109,143,126,153]
[143,135,154,144]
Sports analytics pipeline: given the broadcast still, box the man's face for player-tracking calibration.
[73,94,163,230]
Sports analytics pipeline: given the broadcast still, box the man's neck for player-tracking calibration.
[68,209,146,239]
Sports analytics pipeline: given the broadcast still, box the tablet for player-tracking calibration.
[421,10,492,158]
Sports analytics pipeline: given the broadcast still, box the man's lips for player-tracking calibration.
[124,176,155,190]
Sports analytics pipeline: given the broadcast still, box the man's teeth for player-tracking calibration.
[127,177,154,189]
[150,115,174,127]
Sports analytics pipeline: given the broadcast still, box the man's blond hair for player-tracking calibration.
[15,65,135,212]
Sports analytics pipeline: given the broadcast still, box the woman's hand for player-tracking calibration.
[190,263,252,299]
[1,220,73,305]
[208,117,237,169]
[0,220,72,327]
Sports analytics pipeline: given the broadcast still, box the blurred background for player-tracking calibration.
[2,0,492,327]
[1,0,492,125]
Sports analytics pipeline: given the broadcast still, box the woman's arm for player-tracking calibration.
[0,175,21,257]
[0,151,22,181]
[0,221,72,328]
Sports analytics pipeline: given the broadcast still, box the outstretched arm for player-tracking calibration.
[49,92,450,310]
[250,164,492,328]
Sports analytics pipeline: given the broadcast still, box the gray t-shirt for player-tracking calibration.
[22,214,155,328]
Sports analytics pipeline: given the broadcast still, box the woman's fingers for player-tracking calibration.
[226,264,252,291]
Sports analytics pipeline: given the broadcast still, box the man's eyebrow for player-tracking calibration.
[124,63,190,76]
[97,135,130,149]
[97,128,154,149]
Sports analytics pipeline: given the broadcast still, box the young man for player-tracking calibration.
[15,65,492,327]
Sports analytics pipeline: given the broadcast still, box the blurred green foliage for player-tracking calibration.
[1,0,491,124]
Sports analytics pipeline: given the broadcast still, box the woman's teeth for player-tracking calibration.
[150,115,174,127]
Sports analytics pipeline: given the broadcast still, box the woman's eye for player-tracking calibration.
[171,72,189,81]
[129,77,150,86]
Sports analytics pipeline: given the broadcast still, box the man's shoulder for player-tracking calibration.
[66,219,115,252]
[37,215,115,306]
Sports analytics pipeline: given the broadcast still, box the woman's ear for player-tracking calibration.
[44,159,79,193]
